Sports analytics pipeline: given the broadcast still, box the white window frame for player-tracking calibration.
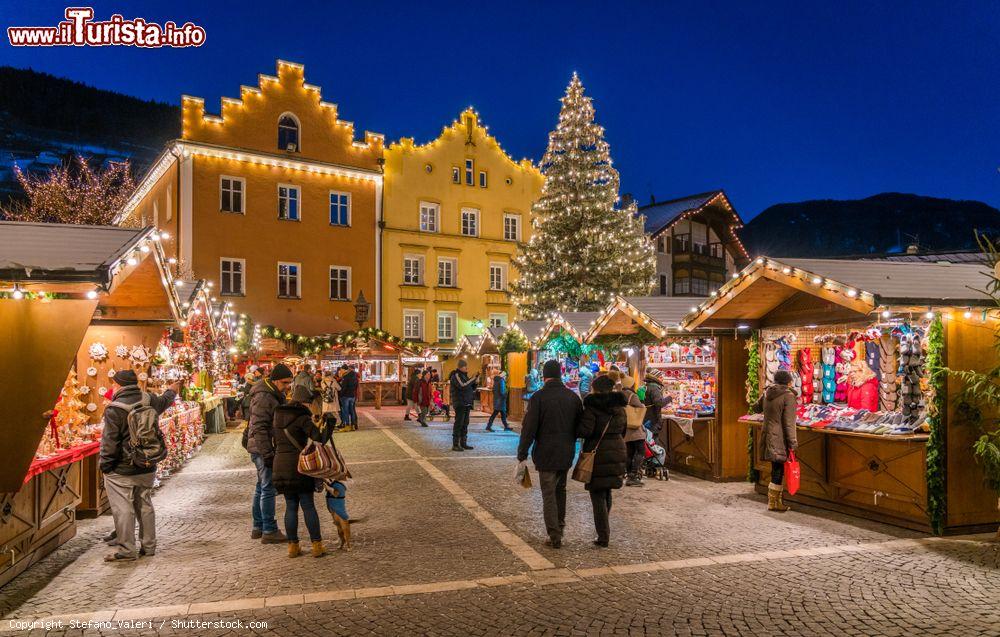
[503,213,521,241]
[451,166,460,184]
[403,309,424,341]
[277,183,300,221]
[437,311,457,342]
[489,262,508,291]
[220,175,246,214]
[437,257,457,287]
[329,265,351,301]
[488,313,508,329]
[277,261,301,299]
[419,202,440,233]
[278,112,301,152]
[479,170,487,188]
[329,190,351,226]
[465,159,474,185]
[220,257,246,296]
[403,254,424,285]
[461,208,479,237]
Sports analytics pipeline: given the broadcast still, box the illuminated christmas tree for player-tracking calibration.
[513,74,654,316]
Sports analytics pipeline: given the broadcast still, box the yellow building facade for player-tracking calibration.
[382,110,543,350]
[118,60,385,335]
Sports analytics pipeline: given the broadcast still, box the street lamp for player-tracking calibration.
[353,290,371,328]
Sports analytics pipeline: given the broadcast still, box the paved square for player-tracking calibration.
[1,405,997,636]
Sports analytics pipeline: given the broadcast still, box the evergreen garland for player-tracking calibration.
[925,316,946,535]
[498,329,530,371]
[746,331,762,483]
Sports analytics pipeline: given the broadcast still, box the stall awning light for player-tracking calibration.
[86,289,98,300]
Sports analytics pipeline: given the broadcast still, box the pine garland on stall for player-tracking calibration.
[746,331,762,483]
[512,74,654,317]
[498,328,530,372]
[925,317,946,535]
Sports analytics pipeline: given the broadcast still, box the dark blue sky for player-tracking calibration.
[2,1,999,218]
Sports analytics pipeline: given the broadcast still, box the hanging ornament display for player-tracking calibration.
[130,345,151,365]
[115,344,129,359]
[88,342,109,361]
[86,366,97,377]
[86,402,97,412]
[108,369,117,378]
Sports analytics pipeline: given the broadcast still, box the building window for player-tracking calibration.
[278,262,300,298]
[461,208,479,237]
[278,185,300,221]
[656,237,665,253]
[691,277,709,296]
[403,255,424,285]
[329,266,350,301]
[419,202,439,232]
[403,310,424,341]
[489,313,508,328]
[465,159,474,185]
[220,176,245,214]
[452,167,460,184]
[278,113,300,152]
[673,277,690,295]
[489,263,507,291]
[658,274,667,296]
[329,191,350,226]
[220,258,245,296]
[479,171,487,188]
[437,312,457,342]
[503,213,521,241]
[437,258,456,287]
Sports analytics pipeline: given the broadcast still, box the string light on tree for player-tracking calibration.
[513,73,654,316]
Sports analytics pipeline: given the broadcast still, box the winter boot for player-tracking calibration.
[287,542,301,558]
[767,483,790,512]
[311,541,326,558]
[461,437,474,450]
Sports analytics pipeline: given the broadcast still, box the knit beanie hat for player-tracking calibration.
[269,363,293,381]
[542,359,562,379]
[592,375,615,393]
[113,369,138,386]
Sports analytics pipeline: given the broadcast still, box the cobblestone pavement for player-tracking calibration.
[2,406,998,636]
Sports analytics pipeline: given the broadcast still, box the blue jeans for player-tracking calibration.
[251,453,278,534]
[284,492,322,542]
[340,397,356,426]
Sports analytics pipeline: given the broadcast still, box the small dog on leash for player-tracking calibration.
[323,480,355,549]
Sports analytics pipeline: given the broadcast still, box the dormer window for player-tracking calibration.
[278,114,300,152]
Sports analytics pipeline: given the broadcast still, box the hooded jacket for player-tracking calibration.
[492,376,508,412]
[99,385,175,475]
[642,374,670,428]
[578,392,628,490]
[517,379,583,471]
[271,402,323,494]
[246,379,286,462]
[760,384,798,462]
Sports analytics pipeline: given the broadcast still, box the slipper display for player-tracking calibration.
[797,348,814,404]
[879,335,898,411]
[821,345,836,404]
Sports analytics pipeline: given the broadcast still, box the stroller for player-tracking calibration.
[642,428,668,481]
[427,387,451,421]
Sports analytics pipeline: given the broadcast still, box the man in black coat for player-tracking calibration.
[517,359,583,548]
[246,363,293,543]
[99,370,178,561]
[339,365,359,429]
[449,359,479,451]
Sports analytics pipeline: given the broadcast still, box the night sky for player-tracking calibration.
[2,1,999,218]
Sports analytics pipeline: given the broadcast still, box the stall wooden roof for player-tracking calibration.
[683,257,994,330]
[476,325,509,354]
[585,296,710,341]
[536,311,602,345]
[456,333,484,356]
[510,320,549,345]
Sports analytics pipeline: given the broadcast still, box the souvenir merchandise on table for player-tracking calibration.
[644,339,717,417]
[156,400,204,481]
[34,370,103,459]
[537,349,580,388]
[746,321,932,438]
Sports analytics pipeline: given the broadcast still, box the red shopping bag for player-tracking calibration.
[784,450,801,496]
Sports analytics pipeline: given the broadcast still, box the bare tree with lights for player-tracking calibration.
[513,74,654,317]
[2,155,136,226]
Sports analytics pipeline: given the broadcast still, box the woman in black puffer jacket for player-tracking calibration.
[577,374,628,547]
[272,385,329,558]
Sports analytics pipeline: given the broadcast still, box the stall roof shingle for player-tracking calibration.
[0,221,149,282]
[622,296,711,328]
[512,320,549,343]
[557,312,602,336]
[781,258,993,304]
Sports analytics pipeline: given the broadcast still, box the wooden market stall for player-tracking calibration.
[684,256,999,534]
[507,320,549,420]
[315,331,417,408]
[585,296,750,481]
[474,327,507,414]
[0,222,188,585]
[532,312,602,393]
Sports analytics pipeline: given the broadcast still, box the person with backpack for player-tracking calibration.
[99,370,179,562]
[320,371,341,428]
[246,363,294,544]
[642,370,671,437]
